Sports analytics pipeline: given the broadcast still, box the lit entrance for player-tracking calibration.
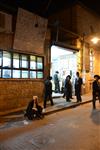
[51,45,77,94]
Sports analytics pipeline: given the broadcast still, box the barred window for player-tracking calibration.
[13,53,20,68]
[0,50,44,79]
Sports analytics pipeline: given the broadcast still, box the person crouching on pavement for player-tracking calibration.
[25,96,44,120]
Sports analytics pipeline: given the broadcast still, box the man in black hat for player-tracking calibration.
[92,75,100,109]
[75,72,83,102]
[64,75,72,102]
[43,76,54,109]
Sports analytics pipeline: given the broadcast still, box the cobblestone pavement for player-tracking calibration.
[0,102,100,150]
[0,93,92,130]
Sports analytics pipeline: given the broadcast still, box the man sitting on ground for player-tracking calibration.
[25,96,44,120]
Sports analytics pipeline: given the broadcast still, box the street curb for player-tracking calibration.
[0,100,92,119]
[0,107,26,117]
[44,100,92,115]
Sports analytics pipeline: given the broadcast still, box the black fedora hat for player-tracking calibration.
[56,71,59,73]
[94,75,99,79]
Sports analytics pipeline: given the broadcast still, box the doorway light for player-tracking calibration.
[91,37,100,44]
[51,45,73,57]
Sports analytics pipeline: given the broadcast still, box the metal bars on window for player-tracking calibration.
[0,50,44,79]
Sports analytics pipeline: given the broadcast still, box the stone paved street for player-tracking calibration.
[0,101,100,150]
[0,93,92,128]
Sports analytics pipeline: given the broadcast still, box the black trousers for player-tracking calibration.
[55,82,60,93]
[92,93,100,109]
[25,106,43,120]
[75,89,82,102]
[44,93,54,108]
[65,89,71,102]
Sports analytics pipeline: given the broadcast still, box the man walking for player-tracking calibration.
[44,76,54,109]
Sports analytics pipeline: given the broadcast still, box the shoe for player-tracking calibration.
[66,100,71,102]
[40,114,44,119]
[51,103,54,106]
[42,108,46,113]
[70,97,74,99]
[93,107,96,109]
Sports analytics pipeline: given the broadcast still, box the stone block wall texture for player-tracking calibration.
[75,4,100,36]
[48,3,100,94]
[94,49,100,75]
[0,11,13,50]
[49,4,100,36]
[0,11,12,33]
[48,6,77,33]
[0,33,13,50]
[0,4,100,113]
[0,79,44,112]
[0,9,48,113]
[13,8,48,54]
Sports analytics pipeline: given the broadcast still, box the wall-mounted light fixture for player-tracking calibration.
[91,37,100,44]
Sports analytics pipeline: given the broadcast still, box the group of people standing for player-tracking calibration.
[25,72,100,120]
[53,71,83,103]
[63,72,83,102]
[43,71,100,109]
[43,71,83,108]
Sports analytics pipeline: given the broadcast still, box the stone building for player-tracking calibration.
[48,2,100,93]
[0,2,100,113]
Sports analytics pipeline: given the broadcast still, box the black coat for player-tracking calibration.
[75,77,83,94]
[92,80,99,94]
[64,79,72,95]
[26,100,34,114]
[26,100,42,120]
[44,79,52,95]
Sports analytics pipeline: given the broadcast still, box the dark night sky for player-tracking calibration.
[0,0,100,17]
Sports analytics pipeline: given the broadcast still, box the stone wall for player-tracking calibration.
[0,4,100,113]
[49,3,100,94]
[0,33,13,50]
[49,4,100,36]
[75,4,100,36]
[94,49,100,75]
[0,79,44,112]
[0,11,13,49]
[0,11,12,33]
[13,8,48,54]
[74,4,100,93]
[48,6,77,32]
[0,9,48,114]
